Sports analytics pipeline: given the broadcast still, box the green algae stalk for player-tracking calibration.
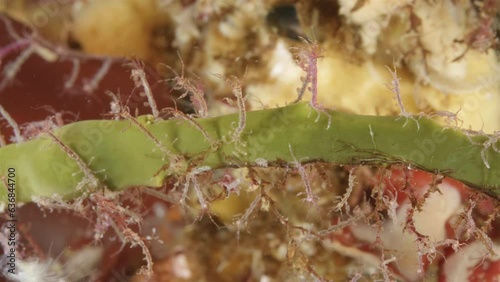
[1,102,499,203]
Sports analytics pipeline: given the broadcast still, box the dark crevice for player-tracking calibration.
[266,5,303,41]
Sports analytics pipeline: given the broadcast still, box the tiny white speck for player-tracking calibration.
[255,158,268,167]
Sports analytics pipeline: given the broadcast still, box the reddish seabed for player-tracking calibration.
[0,16,180,143]
[329,167,500,281]
[0,15,181,279]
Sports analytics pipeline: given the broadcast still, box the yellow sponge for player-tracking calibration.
[71,0,158,61]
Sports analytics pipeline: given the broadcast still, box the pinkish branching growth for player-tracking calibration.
[382,189,399,225]
[349,272,363,282]
[129,59,160,120]
[332,167,356,214]
[226,77,247,146]
[105,90,124,119]
[162,107,219,150]
[463,128,500,169]
[378,255,397,282]
[430,107,464,129]
[289,144,318,206]
[18,106,75,140]
[35,190,155,277]
[33,123,156,276]
[82,58,112,94]
[0,104,23,143]
[119,110,174,162]
[483,204,500,233]
[119,109,188,179]
[140,186,176,205]
[235,191,262,242]
[293,39,331,129]
[385,65,420,129]
[317,208,365,237]
[454,199,496,256]
[90,192,154,276]
[21,118,59,140]
[0,45,35,91]
[480,130,500,169]
[191,174,208,213]
[178,166,213,220]
[466,17,498,52]
[0,38,30,66]
[44,130,101,193]
[407,212,462,277]
[164,53,208,118]
[0,16,32,90]
[64,58,81,89]
[0,15,117,93]
[218,170,245,197]
[397,203,441,276]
